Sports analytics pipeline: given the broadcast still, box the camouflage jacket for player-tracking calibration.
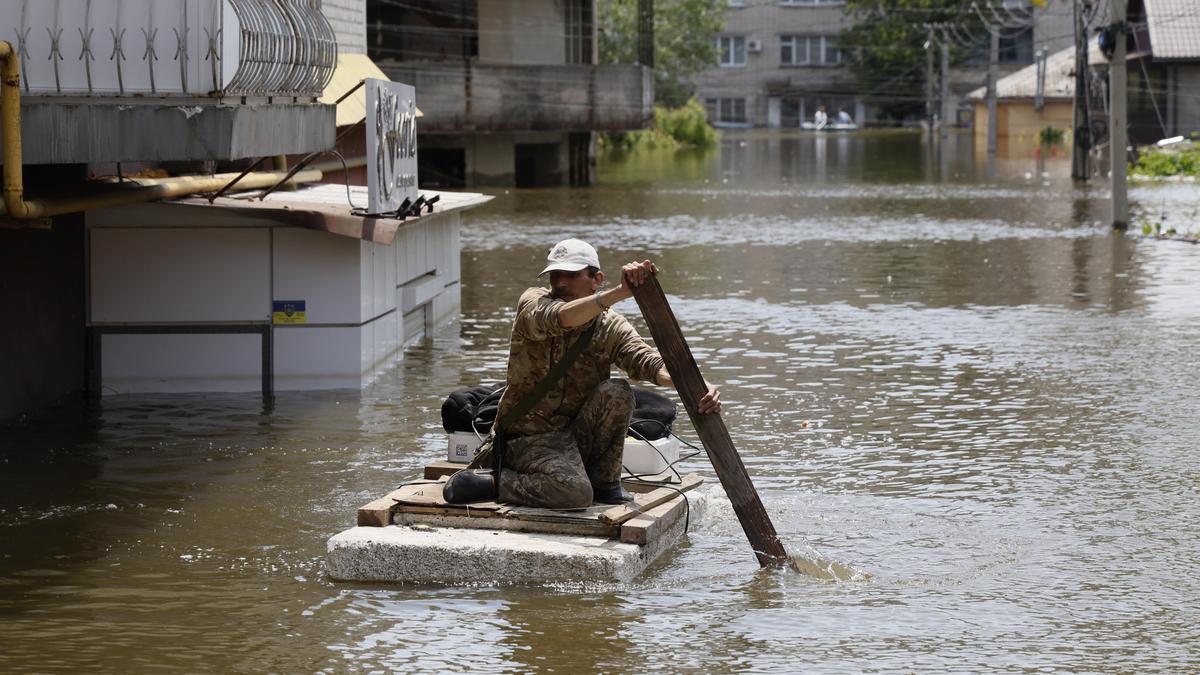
[495,287,665,436]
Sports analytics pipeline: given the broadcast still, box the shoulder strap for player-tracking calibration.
[497,319,597,433]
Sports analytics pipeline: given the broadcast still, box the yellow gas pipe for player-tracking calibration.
[1,41,322,220]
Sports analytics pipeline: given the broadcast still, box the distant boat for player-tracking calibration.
[800,122,859,131]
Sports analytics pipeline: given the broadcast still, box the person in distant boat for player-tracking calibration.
[837,107,853,125]
[814,105,829,129]
[446,239,721,509]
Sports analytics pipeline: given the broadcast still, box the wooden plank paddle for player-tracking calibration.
[632,275,789,567]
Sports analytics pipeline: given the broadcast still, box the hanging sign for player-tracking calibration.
[366,78,419,215]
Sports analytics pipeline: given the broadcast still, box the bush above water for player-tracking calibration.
[1037,126,1065,146]
[1130,144,1200,177]
[600,99,718,153]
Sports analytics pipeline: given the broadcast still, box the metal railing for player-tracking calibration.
[2,0,336,98]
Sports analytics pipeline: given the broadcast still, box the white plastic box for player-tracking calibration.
[447,432,484,463]
[622,435,680,476]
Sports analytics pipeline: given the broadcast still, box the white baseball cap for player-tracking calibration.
[538,238,601,276]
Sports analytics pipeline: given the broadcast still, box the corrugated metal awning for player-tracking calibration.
[173,184,490,245]
[320,54,424,127]
[966,40,1106,101]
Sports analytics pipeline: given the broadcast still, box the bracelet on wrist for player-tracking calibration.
[594,291,608,311]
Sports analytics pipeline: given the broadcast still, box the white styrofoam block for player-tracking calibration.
[325,492,707,583]
[101,333,264,394]
[622,435,680,476]
[273,326,362,390]
[447,431,485,463]
[272,228,362,325]
[90,227,270,323]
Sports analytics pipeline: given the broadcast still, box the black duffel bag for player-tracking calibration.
[630,387,676,441]
[440,383,504,435]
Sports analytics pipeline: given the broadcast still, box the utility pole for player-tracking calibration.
[1110,0,1128,229]
[1071,0,1091,179]
[987,24,998,155]
[637,0,654,68]
[926,26,935,136]
[940,37,951,139]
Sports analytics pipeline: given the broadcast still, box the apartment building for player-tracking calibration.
[694,0,1076,129]
[695,0,862,128]
[368,0,654,187]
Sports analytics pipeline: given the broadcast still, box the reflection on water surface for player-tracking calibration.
[2,131,1198,672]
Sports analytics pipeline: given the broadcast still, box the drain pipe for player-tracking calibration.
[0,169,325,218]
[0,39,33,219]
[1,41,322,219]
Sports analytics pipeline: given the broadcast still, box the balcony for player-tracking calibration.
[1,0,337,164]
[376,61,653,133]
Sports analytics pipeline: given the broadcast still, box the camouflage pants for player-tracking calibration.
[497,379,634,509]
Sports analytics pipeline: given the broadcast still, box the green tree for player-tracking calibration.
[598,0,726,108]
[837,0,974,121]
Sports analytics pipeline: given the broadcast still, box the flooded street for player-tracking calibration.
[3,130,1198,672]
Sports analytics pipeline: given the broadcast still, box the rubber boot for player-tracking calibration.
[592,483,634,505]
[442,469,497,504]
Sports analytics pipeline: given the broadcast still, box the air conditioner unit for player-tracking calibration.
[747,39,763,53]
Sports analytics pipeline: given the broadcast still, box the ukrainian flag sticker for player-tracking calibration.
[272,300,307,324]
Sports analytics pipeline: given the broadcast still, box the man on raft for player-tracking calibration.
[445,238,721,508]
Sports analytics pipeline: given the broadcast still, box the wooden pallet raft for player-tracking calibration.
[356,469,703,545]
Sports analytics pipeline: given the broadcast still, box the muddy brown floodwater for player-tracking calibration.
[2,130,1198,672]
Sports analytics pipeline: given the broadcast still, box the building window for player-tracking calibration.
[780,35,841,65]
[965,26,1033,66]
[706,97,747,124]
[565,0,594,65]
[780,35,807,65]
[717,35,746,67]
[823,36,842,65]
[999,26,1033,64]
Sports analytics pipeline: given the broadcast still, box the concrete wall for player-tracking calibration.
[478,0,566,65]
[420,132,571,186]
[0,214,85,422]
[324,0,368,55]
[1033,0,1076,57]
[10,102,336,165]
[466,135,519,185]
[380,62,652,132]
[371,0,614,187]
[85,202,463,393]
